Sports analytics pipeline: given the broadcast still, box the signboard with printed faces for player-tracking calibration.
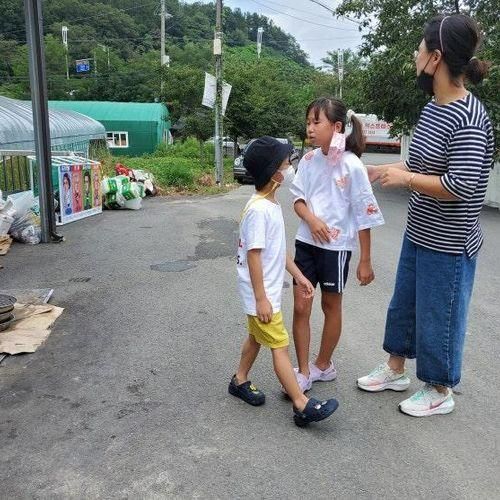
[75,59,90,73]
[58,160,102,225]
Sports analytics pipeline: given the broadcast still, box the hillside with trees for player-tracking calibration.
[0,0,497,151]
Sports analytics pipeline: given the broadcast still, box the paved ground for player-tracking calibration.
[0,153,499,499]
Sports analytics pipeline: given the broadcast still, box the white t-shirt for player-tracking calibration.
[290,149,384,251]
[237,195,286,316]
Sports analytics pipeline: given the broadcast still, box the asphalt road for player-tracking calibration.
[0,153,498,499]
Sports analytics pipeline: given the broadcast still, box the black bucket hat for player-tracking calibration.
[243,136,293,189]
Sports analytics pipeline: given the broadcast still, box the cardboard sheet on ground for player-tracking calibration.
[0,303,64,354]
[0,235,12,256]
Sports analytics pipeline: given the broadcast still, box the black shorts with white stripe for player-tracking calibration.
[293,240,351,294]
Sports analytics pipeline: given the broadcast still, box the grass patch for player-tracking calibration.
[97,137,237,195]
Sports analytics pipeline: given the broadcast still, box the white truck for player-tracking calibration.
[348,114,401,151]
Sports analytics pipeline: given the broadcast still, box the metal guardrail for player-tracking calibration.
[1,155,30,195]
[0,150,85,196]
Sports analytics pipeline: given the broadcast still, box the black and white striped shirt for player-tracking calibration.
[405,93,495,257]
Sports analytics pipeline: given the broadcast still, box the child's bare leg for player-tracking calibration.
[315,292,342,370]
[272,347,308,411]
[235,335,261,384]
[293,285,314,377]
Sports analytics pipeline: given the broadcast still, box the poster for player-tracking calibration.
[202,72,232,116]
[57,160,102,225]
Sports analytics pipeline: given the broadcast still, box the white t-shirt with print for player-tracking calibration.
[290,148,384,251]
[237,195,286,316]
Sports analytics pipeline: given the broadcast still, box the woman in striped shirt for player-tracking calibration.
[357,14,495,417]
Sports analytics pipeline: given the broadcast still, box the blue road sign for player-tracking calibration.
[75,59,90,73]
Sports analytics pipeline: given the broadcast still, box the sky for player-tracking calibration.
[182,0,365,67]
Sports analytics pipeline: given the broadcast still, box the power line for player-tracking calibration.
[234,0,359,31]
[250,0,334,18]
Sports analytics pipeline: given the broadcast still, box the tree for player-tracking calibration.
[223,46,314,143]
[335,0,499,147]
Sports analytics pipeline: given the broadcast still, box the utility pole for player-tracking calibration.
[24,0,62,243]
[159,0,172,97]
[160,0,165,95]
[214,0,223,185]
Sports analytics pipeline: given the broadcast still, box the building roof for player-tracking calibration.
[48,101,169,123]
[0,96,106,151]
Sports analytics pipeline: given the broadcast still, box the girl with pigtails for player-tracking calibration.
[285,97,385,394]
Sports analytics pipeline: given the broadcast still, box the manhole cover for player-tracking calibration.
[150,260,196,272]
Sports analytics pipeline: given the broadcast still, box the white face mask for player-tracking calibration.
[278,165,295,187]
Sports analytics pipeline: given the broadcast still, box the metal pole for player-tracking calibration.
[160,0,165,95]
[24,0,62,243]
[214,0,223,185]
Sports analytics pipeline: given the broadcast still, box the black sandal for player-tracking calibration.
[228,375,266,406]
[293,397,339,427]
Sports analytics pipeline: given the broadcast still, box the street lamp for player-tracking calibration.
[61,25,69,80]
[337,49,344,99]
[257,27,263,59]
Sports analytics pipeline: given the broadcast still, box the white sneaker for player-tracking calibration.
[399,384,455,417]
[309,360,337,382]
[357,363,411,392]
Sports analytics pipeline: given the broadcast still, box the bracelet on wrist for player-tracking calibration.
[408,173,416,191]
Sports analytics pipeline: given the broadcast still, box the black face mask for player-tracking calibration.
[416,55,436,96]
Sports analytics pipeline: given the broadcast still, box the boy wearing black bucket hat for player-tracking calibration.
[229,136,339,427]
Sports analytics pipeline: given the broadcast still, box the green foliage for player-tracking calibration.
[223,46,316,142]
[336,0,499,148]
[123,156,199,188]
[112,137,225,190]
[151,137,214,161]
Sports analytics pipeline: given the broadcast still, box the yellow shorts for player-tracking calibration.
[247,311,289,349]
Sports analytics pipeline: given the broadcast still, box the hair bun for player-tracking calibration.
[465,57,491,85]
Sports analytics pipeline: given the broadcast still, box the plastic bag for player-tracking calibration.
[0,213,14,235]
[9,210,41,244]
[7,190,36,218]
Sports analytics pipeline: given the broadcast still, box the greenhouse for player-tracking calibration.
[0,96,105,153]
[0,96,106,194]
